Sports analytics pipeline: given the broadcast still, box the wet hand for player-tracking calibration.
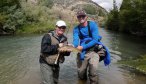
[77,46,83,51]
[59,43,64,47]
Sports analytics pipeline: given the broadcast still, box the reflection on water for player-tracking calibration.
[0,28,146,84]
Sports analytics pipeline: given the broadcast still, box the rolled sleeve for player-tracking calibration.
[82,22,100,50]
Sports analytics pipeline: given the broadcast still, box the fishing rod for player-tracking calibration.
[55,52,60,64]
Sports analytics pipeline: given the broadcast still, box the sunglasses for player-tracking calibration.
[58,26,66,29]
[77,15,86,19]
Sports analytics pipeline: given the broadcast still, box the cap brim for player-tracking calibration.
[77,14,86,16]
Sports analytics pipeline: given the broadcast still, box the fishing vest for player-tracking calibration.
[42,31,67,65]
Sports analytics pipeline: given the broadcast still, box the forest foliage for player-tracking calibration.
[106,0,146,36]
[0,0,54,34]
[1,0,145,36]
[0,0,105,34]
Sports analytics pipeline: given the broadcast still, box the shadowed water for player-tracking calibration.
[0,28,146,84]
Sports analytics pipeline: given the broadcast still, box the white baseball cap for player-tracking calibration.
[56,20,66,27]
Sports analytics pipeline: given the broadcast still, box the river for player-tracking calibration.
[0,28,146,84]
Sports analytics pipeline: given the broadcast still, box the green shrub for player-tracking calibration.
[3,5,26,32]
[38,0,54,8]
[83,4,97,15]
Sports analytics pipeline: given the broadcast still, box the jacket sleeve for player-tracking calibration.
[82,21,100,50]
[41,34,59,55]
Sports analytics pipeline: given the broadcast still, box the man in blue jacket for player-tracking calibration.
[73,10,110,84]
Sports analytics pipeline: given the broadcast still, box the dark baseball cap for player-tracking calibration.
[77,10,87,16]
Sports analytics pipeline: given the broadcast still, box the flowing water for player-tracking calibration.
[0,28,146,84]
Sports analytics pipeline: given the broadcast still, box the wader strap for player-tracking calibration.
[78,21,92,39]
[48,32,60,43]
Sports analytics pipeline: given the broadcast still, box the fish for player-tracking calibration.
[58,45,81,53]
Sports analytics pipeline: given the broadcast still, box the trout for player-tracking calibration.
[58,45,81,53]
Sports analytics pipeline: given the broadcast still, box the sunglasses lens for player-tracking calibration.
[77,15,86,18]
[58,26,66,29]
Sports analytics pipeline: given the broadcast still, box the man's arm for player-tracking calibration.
[82,21,100,50]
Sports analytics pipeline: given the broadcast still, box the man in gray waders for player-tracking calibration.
[72,10,111,84]
[39,20,71,84]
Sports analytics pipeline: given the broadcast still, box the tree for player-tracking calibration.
[106,0,146,36]
[119,0,146,35]
[105,0,119,31]
[0,0,20,12]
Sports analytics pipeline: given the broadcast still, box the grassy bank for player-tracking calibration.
[16,22,55,34]
[15,21,76,34]
[119,55,146,75]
